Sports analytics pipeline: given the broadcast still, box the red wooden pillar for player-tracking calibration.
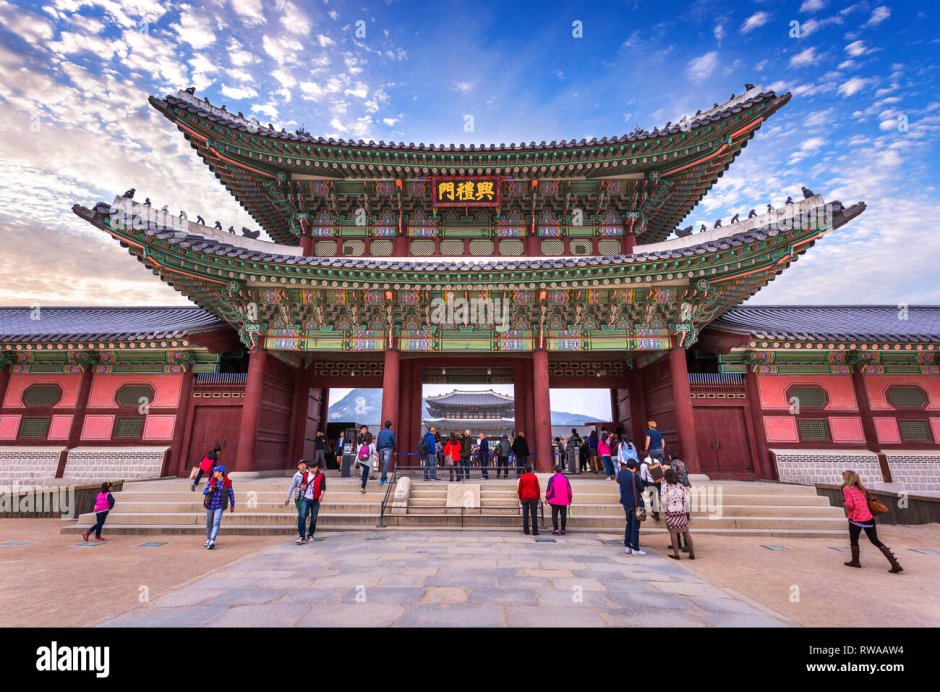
[532,350,553,472]
[380,347,400,434]
[628,367,647,445]
[406,358,424,460]
[623,219,636,255]
[668,344,701,472]
[525,232,540,256]
[744,369,774,480]
[0,360,10,412]
[318,387,330,433]
[170,368,196,477]
[609,389,620,428]
[287,363,311,464]
[850,365,892,482]
[301,231,314,257]
[236,344,269,472]
[58,366,95,478]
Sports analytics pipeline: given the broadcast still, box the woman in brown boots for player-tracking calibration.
[841,470,902,573]
[661,469,695,560]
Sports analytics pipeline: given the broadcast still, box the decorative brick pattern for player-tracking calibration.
[772,449,882,487]
[884,452,940,492]
[0,447,64,484]
[63,446,168,481]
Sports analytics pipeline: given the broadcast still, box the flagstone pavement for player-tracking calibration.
[98,531,788,627]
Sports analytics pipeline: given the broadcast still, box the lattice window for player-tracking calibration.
[542,239,564,256]
[469,239,494,256]
[115,384,155,407]
[410,239,435,256]
[570,239,593,255]
[886,386,928,410]
[439,239,464,255]
[315,240,337,256]
[498,239,524,256]
[797,418,830,442]
[787,385,828,409]
[371,239,393,256]
[598,238,622,256]
[898,420,932,442]
[18,417,50,439]
[22,384,63,407]
[113,417,145,439]
[342,240,365,256]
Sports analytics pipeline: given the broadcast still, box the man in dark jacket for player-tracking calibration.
[617,459,646,556]
[460,430,473,481]
[376,420,396,486]
[497,435,511,479]
[477,432,490,480]
[511,431,529,477]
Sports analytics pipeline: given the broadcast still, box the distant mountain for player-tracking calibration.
[327,388,594,426]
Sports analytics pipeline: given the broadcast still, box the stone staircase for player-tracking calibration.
[60,473,848,538]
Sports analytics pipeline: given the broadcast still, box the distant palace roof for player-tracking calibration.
[0,306,225,344]
[426,390,514,406]
[711,306,940,343]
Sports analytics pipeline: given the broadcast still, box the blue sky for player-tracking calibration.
[0,0,938,313]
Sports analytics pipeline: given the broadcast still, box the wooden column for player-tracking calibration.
[235,344,268,472]
[0,359,10,413]
[668,345,701,472]
[58,366,96,478]
[301,231,314,257]
[609,389,620,429]
[318,387,330,434]
[287,362,311,464]
[380,348,400,435]
[628,367,647,446]
[169,368,196,477]
[525,232,540,256]
[850,365,892,482]
[532,350,553,472]
[744,369,774,481]
[623,219,637,254]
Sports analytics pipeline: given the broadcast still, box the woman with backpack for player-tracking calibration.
[443,434,462,482]
[841,470,902,573]
[203,466,235,550]
[356,431,376,494]
[661,469,695,560]
[545,465,574,536]
[82,481,115,542]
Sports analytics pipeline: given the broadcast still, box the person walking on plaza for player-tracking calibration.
[191,444,221,491]
[376,420,396,486]
[497,434,511,479]
[82,481,115,542]
[203,466,235,550]
[511,431,530,477]
[598,431,614,480]
[356,432,376,494]
[545,465,573,536]
[299,459,327,542]
[444,433,462,482]
[284,459,308,542]
[477,432,490,480]
[661,469,695,560]
[644,420,665,463]
[617,459,646,555]
[421,426,439,481]
[460,429,473,481]
[665,452,691,551]
[313,431,328,470]
[517,463,541,536]
[841,470,902,573]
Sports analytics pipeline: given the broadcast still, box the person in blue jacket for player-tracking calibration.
[423,427,439,481]
[617,459,646,556]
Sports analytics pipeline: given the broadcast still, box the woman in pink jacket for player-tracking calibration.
[546,465,573,536]
[598,432,614,480]
[841,470,902,573]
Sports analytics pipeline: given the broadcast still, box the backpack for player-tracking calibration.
[358,444,370,461]
[672,459,691,487]
[648,461,664,483]
[417,437,428,456]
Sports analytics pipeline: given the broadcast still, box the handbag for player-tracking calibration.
[631,473,647,522]
[189,466,198,480]
[866,492,889,516]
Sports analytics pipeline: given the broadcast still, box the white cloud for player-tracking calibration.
[838,77,870,97]
[686,51,718,82]
[382,117,398,127]
[452,81,475,93]
[865,5,890,27]
[740,11,770,34]
[713,23,725,44]
[845,40,867,57]
[227,38,258,67]
[262,33,303,64]
[230,0,266,27]
[271,68,296,88]
[328,10,339,20]
[171,7,216,50]
[800,0,826,11]
[799,15,844,37]
[220,83,258,100]
[789,47,818,67]
[278,0,311,36]
[344,82,368,99]
[317,34,334,47]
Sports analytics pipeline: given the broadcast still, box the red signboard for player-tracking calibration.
[431,177,501,207]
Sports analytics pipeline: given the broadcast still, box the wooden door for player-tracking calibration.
[694,407,755,479]
[186,405,242,472]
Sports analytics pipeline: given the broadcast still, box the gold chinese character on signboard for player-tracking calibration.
[475,181,495,201]
[456,181,475,201]
[438,181,455,201]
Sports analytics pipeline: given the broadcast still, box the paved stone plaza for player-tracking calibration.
[97,532,786,627]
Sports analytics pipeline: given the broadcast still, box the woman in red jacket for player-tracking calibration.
[443,434,463,483]
[841,470,902,573]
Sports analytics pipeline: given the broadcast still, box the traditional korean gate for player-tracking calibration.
[694,407,756,479]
